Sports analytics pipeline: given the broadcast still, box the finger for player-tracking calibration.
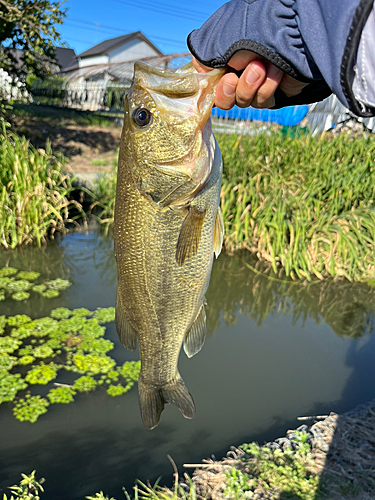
[280,74,308,97]
[251,64,283,108]
[192,56,212,73]
[228,50,265,71]
[214,72,239,110]
[235,60,266,108]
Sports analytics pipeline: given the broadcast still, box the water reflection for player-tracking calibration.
[207,253,375,340]
[1,232,375,499]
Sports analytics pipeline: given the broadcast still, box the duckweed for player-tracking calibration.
[0,267,18,277]
[7,315,31,327]
[0,304,140,423]
[13,395,50,423]
[17,271,40,280]
[47,386,76,404]
[25,363,58,385]
[0,337,22,354]
[12,291,30,301]
[0,267,72,301]
[0,371,28,403]
[73,354,116,374]
[107,384,129,397]
[18,355,35,365]
[50,307,72,320]
[73,375,98,393]
[94,307,116,324]
[33,346,54,359]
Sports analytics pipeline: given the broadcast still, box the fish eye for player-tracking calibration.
[132,107,152,127]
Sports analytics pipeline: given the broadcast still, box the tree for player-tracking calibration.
[0,0,67,84]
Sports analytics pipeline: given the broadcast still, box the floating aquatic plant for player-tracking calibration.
[13,395,50,423]
[0,267,72,301]
[25,363,58,385]
[73,375,98,393]
[17,271,41,281]
[0,304,140,423]
[47,386,76,404]
[0,370,28,403]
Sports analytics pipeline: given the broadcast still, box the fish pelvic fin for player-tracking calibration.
[214,206,224,258]
[115,293,138,351]
[138,375,195,430]
[176,206,206,266]
[184,303,207,358]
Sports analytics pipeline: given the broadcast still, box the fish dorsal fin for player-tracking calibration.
[214,206,224,258]
[176,206,206,266]
[115,293,138,351]
[183,304,207,358]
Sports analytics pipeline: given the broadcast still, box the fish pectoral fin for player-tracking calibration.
[115,294,138,351]
[176,206,206,266]
[183,304,207,358]
[138,375,195,430]
[214,206,224,258]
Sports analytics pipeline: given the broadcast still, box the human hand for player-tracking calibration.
[193,50,308,110]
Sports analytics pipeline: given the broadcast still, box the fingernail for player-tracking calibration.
[222,82,236,98]
[246,66,262,85]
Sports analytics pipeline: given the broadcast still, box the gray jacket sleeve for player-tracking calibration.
[188,0,375,117]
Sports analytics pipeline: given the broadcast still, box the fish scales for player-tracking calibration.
[114,62,224,429]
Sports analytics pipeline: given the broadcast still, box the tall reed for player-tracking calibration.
[218,131,375,281]
[0,127,81,249]
[92,130,375,282]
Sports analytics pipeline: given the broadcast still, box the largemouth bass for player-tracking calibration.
[114,61,224,430]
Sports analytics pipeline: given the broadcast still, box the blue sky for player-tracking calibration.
[58,0,224,57]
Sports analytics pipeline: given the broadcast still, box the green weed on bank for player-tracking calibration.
[0,126,81,249]
[219,131,375,281]
[91,130,375,282]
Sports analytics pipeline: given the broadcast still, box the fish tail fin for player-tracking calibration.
[138,374,195,430]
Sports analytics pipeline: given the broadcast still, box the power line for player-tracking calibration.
[108,0,206,23]
[67,18,186,46]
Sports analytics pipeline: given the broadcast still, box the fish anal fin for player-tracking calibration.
[115,293,138,351]
[176,206,206,266]
[184,304,207,358]
[138,375,195,430]
[214,206,224,258]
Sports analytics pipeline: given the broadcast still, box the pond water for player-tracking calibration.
[1,231,375,499]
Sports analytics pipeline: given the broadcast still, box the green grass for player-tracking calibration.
[90,130,375,282]
[218,131,375,281]
[0,126,82,248]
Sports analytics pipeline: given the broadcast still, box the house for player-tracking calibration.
[77,32,163,68]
